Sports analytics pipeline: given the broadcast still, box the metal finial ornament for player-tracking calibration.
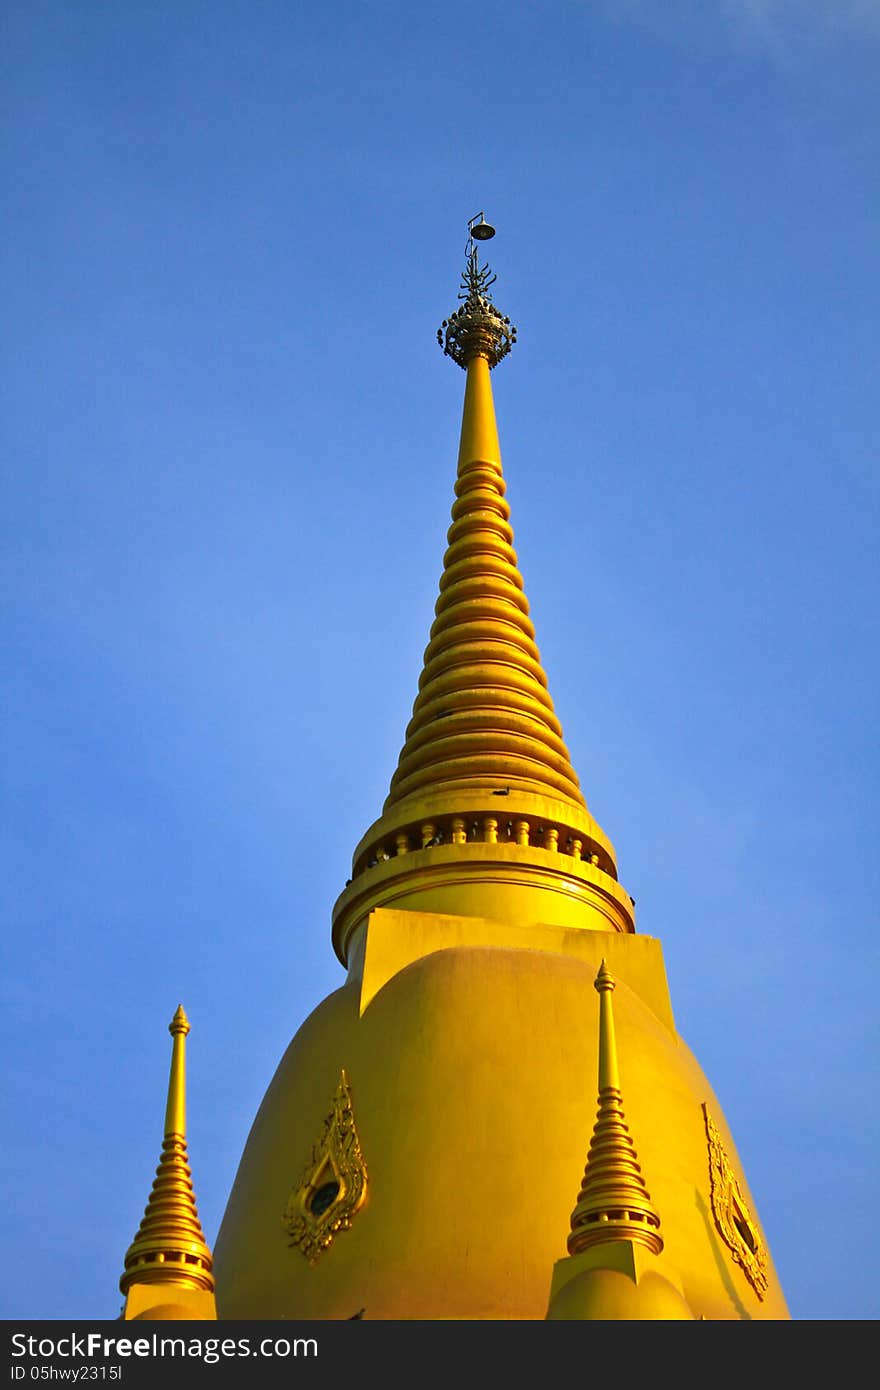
[469,211,496,242]
[437,213,517,369]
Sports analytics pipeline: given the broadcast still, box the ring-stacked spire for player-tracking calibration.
[331,220,634,965]
[391,225,586,814]
[566,962,663,1256]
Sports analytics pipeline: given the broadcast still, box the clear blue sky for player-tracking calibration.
[3,1,878,1322]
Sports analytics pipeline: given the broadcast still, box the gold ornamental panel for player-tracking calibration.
[283,1069,367,1264]
[702,1103,768,1299]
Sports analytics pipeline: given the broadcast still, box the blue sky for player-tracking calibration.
[3,1,878,1321]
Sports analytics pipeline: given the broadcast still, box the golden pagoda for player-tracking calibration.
[120,216,789,1320]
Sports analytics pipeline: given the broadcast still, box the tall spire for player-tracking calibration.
[388,221,582,813]
[566,962,663,1256]
[331,218,634,966]
[119,1006,215,1308]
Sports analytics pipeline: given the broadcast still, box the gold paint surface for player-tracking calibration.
[355,907,673,1027]
[547,1243,695,1320]
[214,925,789,1320]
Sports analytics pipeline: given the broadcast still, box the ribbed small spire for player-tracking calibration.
[119,1006,215,1296]
[567,962,663,1256]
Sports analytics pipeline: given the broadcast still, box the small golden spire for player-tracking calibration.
[566,962,663,1257]
[119,1006,215,1298]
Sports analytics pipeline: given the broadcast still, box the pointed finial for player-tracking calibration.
[169,1004,190,1037]
[594,959,619,1093]
[164,1004,189,1137]
[437,213,517,368]
[565,962,663,1257]
[595,958,614,993]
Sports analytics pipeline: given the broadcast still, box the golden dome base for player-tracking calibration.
[214,907,789,1321]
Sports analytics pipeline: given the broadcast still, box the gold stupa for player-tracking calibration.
[120,218,789,1321]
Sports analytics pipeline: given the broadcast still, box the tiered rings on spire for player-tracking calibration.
[384,367,584,810]
[391,227,580,813]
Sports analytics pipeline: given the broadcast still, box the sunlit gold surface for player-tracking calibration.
[119,1006,216,1321]
[548,1259,695,1321]
[215,913,788,1318]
